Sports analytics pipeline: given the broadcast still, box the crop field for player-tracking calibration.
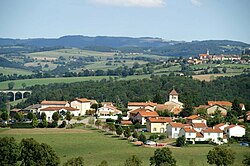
[0,67,33,75]
[0,75,152,89]
[192,73,243,81]
[0,128,249,166]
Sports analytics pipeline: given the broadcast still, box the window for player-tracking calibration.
[218,133,220,137]
[208,133,211,136]
[174,128,177,131]
[153,128,156,131]
[188,133,191,136]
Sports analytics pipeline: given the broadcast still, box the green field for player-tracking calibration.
[0,75,151,89]
[0,128,249,166]
[0,67,33,75]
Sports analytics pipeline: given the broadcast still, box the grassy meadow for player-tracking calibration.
[0,128,249,166]
[0,67,33,75]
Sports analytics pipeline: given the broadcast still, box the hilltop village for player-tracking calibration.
[6,88,248,146]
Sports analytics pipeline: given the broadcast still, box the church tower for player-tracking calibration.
[169,89,179,103]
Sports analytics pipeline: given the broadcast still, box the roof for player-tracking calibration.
[199,54,208,57]
[121,121,133,125]
[101,102,113,106]
[169,122,191,128]
[183,127,196,133]
[196,132,204,138]
[194,105,210,110]
[214,123,226,128]
[41,100,68,105]
[203,127,222,133]
[155,104,175,111]
[24,104,41,110]
[129,108,152,115]
[208,101,232,107]
[225,124,245,130]
[192,123,207,128]
[128,102,157,107]
[137,111,159,117]
[75,98,91,103]
[172,107,181,115]
[186,115,206,120]
[169,89,178,95]
[40,107,79,111]
[148,117,172,123]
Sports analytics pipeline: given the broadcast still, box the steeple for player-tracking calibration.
[169,89,179,103]
[206,48,209,55]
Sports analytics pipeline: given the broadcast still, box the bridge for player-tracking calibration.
[0,90,32,101]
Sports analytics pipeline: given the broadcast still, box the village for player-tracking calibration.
[6,88,248,147]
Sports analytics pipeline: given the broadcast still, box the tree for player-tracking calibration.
[27,112,34,120]
[232,98,241,117]
[242,154,250,166]
[132,131,139,139]
[1,111,9,121]
[207,146,235,166]
[116,125,124,136]
[42,117,48,128]
[22,82,27,89]
[52,112,60,121]
[180,103,193,117]
[124,127,131,138]
[20,138,60,166]
[109,124,116,134]
[14,112,23,121]
[31,116,39,128]
[124,155,142,166]
[176,136,185,147]
[98,160,108,166]
[95,119,102,129]
[8,82,15,90]
[150,147,177,166]
[66,111,72,123]
[134,123,141,131]
[138,133,146,143]
[153,92,163,104]
[0,137,20,165]
[222,67,227,73]
[63,156,84,166]
[41,112,46,120]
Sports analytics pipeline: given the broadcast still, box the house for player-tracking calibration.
[186,115,207,125]
[224,124,246,138]
[146,117,172,133]
[127,101,157,111]
[23,104,41,114]
[39,107,80,121]
[202,127,224,144]
[121,120,133,126]
[97,103,122,119]
[214,123,229,131]
[70,98,91,116]
[134,111,159,125]
[192,123,208,132]
[179,127,197,144]
[207,101,232,108]
[40,100,70,109]
[167,122,191,138]
[206,104,228,116]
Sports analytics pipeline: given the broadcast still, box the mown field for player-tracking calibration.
[0,128,249,166]
[0,67,33,75]
[0,75,151,89]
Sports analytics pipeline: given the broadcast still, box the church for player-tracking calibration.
[155,89,184,115]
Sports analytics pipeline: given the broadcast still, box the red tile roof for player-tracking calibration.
[169,122,191,128]
[40,107,79,111]
[186,115,206,120]
[75,98,91,103]
[192,123,207,128]
[169,89,178,95]
[137,111,159,117]
[203,127,222,133]
[128,102,157,107]
[148,117,172,123]
[214,123,226,128]
[172,107,181,115]
[41,100,68,105]
[121,121,133,125]
[194,105,210,110]
[130,108,151,115]
[183,127,196,132]
[208,101,232,107]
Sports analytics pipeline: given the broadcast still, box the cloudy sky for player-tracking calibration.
[0,0,250,43]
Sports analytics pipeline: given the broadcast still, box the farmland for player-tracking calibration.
[0,128,249,166]
[0,67,33,75]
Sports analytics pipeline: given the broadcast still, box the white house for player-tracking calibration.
[224,125,246,138]
[40,100,70,109]
[179,127,197,144]
[186,115,207,125]
[202,127,224,144]
[97,103,122,119]
[163,89,184,109]
[214,123,229,131]
[127,102,157,111]
[146,117,172,133]
[167,122,191,138]
[134,111,159,125]
[70,98,91,116]
[39,107,80,121]
[192,123,208,132]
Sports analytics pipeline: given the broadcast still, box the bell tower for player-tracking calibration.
[169,89,178,103]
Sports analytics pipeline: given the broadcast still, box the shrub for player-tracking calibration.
[59,121,66,128]
[149,134,158,141]
[159,134,166,140]
[47,121,58,128]
[10,123,32,128]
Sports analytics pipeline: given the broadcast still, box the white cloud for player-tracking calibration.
[91,0,166,7]
[191,0,202,7]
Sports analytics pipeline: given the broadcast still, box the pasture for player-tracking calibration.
[0,128,249,166]
[0,67,33,75]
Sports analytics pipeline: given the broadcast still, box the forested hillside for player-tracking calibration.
[15,74,250,109]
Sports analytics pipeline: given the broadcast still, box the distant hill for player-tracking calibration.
[0,35,249,56]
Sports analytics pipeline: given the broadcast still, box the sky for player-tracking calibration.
[0,0,250,43]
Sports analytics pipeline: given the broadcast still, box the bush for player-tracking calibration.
[47,121,58,128]
[149,134,158,141]
[0,123,9,128]
[10,123,32,128]
[59,121,66,128]
[106,118,115,123]
[195,141,209,144]
[159,134,166,140]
